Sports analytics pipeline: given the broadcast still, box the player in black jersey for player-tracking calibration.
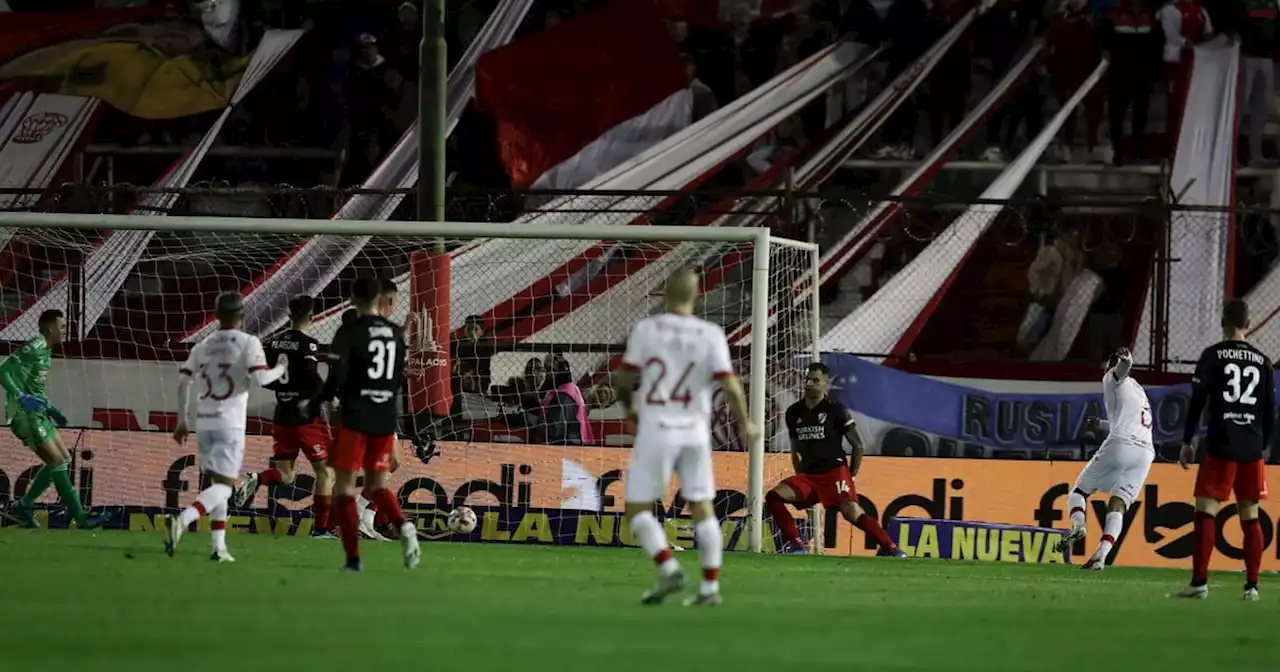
[765,362,904,556]
[229,295,336,538]
[1173,299,1273,600]
[309,277,417,572]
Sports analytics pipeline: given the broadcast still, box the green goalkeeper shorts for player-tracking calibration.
[10,411,56,451]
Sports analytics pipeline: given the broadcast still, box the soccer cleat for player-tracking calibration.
[640,569,687,606]
[783,542,810,555]
[683,592,722,607]
[1081,554,1106,571]
[1245,586,1260,601]
[340,559,362,573]
[230,473,259,509]
[209,549,235,563]
[163,514,184,557]
[1054,526,1086,554]
[358,516,390,541]
[1169,584,1208,599]
[877,547,908,558]
[76,511,110,530]
[310,528,338,540]
[400,521,420,569]
[5,501,40,529]
[671,543,685,553]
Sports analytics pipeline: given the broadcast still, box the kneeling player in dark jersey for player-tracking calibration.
[232,295,337,538]
[766,362,904,556]
[1172,299,1272,600]
[308,277,418,572]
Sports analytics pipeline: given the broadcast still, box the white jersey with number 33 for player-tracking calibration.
[622,314,735,431]
[180,329,271,431]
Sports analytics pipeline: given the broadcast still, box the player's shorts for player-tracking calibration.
[272,420,330,463]
[625,426,715,503]
[1072,437,1154,507]
[9,411,55,451]
[331,425,396,474]
[779,465,858,509]
[1194,453,1269,502]
[197,428,247,480]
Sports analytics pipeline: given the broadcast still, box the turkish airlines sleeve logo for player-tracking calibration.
[405,309,448,376]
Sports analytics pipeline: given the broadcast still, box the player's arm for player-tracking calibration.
[1180,347,1213,468]
[1263,359,1275,449]
[1109,347,1133,382]
[174,350,197,444]
[246,337,286,387]
[311,326,352,408]
[785,407,801,472]
[0,346,46,412]
[614,322,646,414]
[842,407,865,477]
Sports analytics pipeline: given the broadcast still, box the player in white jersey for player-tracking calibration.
[165,292,286,562]
[1054,347,1155,569]
[614,268,759,607]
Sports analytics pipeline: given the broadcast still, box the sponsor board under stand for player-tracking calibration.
[2,432,1279,570]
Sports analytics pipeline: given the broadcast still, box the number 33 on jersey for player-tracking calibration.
[621,314,735,427]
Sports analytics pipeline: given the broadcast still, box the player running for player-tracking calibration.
[1,310,108,530]
[1054,347,1155,569]
[615,268,759,607]
[167,292,286,561]
[766,362,904,557]
[1172,299,1272,600]
[231,295,337,539]
[307,277,418,572]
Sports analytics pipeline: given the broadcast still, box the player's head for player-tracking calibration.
[664,267,701,314]
[378,277,397,318]
[216,291,245,330]
[464,314,485,341]
[341,307,358,328]
[288,294,314,329]
[37,309,65,346]
[803,362,830,400]
[350,277,382,315]
[1222,298,1250,337]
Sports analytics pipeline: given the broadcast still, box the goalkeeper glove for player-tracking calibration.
[46,404,68,428]
[17,393,47,414]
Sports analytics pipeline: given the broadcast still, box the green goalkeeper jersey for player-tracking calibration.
[0,335,51,415]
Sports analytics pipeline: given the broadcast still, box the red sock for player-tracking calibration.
[371,488,405,527]
[335,495,360,562]
[258,468,284,486]
[313,495,332,531]
[854,513,898,551]
[1242,518,1262,586]
[1192,511,1215,584]
[766,491,803,546]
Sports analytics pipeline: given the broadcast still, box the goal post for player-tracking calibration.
[0,211,820,554]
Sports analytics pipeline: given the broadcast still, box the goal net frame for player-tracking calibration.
[0,211,821,554]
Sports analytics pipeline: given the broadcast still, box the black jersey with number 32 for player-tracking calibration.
[328,315,405,436]
[1191,340,1275,461]
[265,329,322,426]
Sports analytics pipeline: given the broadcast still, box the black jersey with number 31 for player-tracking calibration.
[265,329,322,426]
[1191,340,1275,461]
[327,315,406,437]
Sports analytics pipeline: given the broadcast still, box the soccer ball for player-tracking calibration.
[447,506,477,534]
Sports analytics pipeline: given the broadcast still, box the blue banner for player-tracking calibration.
[820,354,1278,460]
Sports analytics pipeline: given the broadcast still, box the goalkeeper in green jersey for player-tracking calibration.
[2,310,108,529]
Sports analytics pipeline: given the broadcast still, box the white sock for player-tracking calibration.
[1096,510,1123,559]
[210,501,228,553]
[630,511,678,575]
[693,517,723,595]
[1067,491,1087,529]
[180,483,233,527]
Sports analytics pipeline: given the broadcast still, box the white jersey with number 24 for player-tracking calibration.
[180,329,271,431]
[622,313,735,431]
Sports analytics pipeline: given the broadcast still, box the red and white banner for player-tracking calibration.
[475,0,691,190]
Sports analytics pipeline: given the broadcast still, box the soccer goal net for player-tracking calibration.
[0,213,819,553]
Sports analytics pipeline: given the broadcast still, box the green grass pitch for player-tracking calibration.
[0,530,1274,672]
